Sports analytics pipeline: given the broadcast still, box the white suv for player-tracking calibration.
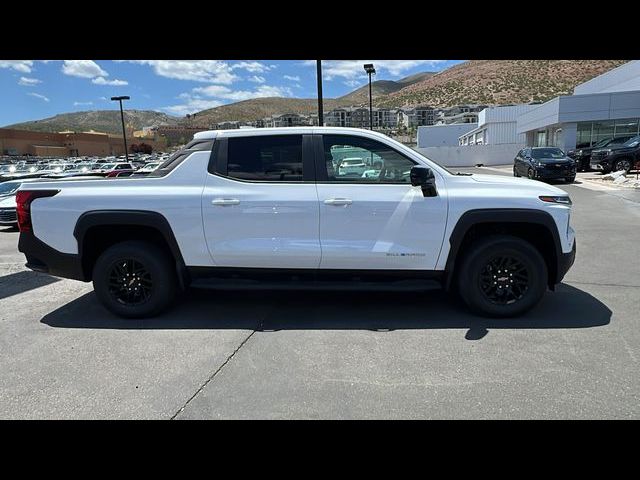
[16,127,575,318]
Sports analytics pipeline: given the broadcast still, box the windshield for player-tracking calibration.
[532,148,565,159]
[0,182,21,195]
[100,163,116,169]
[622,135,640,148]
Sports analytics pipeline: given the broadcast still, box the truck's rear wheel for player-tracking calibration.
[456,235,547,317]
[93,241,177,318]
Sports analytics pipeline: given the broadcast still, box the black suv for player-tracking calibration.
[568,135,634,172]
[590,135,640,174]
[513,147,576,183]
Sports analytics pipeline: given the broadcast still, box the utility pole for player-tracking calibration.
[111,96,130,161]
[316,60,323,126]
[364,64,376,130]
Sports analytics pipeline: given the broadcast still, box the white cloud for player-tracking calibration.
[304,60,449,80]
[61,60,108,78]
[164,83,294,116]
[343,79,363,88]
[231,61,273,73]
[74,101,93,106]
[0,60,34,73]
[283,75,300,82]
[123,60,238,84]
[18,76,42,86]
[248,75,266,83]
[162,98,224,116]
[193,84,293,102]
[92,77,128,86]
[28,92,50,102]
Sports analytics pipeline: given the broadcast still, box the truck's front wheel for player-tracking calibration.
[456,235,547,317]
[92,241,177,318]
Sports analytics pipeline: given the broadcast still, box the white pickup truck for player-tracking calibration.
[16,127,576,318]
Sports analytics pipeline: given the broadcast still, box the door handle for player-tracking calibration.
[324,198,352,206]
[212,198,240,206]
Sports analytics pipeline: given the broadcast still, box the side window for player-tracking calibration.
[227,135,303,182]
[321,135,416,183]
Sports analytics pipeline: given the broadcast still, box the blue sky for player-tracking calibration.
[0,60,463,125]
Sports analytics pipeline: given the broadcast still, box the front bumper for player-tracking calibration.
[534,168,576,179]
[18,231,87,281]
[0,208,17,225]
[556,240,576,285]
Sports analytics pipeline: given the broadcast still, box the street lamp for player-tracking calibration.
[111,95,130,161]
[316,60,324,126]
[364,63,376,130]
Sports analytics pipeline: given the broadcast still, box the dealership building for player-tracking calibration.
[516,60,640,151]
[0,128,165,157]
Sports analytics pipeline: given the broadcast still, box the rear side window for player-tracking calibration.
[226,135,303,182]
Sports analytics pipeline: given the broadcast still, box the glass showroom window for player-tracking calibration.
[614,119,639,138]
[576,122,593,148]
[592,120,615,145]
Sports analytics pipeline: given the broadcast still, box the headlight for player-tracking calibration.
[537,162,545,167]
[539,195,572,205]
[577,150,583,156]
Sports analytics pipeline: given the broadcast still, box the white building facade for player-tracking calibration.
[516,61,640,151]
[458,104,538,146]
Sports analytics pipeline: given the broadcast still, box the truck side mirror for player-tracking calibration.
[410,165,437,197]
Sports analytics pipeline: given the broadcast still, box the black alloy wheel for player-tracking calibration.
[93,240,177,318]
[479,255,528,305]
[107,258,153,306]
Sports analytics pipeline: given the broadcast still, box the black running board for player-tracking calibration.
[189,278,442,292]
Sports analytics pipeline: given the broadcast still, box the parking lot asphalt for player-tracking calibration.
[0,167,639,419]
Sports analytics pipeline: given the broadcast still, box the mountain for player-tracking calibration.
[376,60,629,108]
[336,72,435,104]
[5,110,180,135]
[190,97,346,126]
[192,72,438,124]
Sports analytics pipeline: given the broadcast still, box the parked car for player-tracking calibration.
[338,157,367,176]
[513,147,576,183]
[0,180,24,226]
[135,161,162,174]
[589,135,640,173]
[92,162,137,177]
[567,136,635,172]
[16,127,575,319]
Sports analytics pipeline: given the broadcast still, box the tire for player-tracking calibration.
[92,240,177,318]
[513,166,520,177]
[613,158,632,173]
[565,176,576,183]
[456,235,548,318]
[527,168,535,179]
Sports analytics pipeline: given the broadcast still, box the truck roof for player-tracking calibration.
[192,126,391,140]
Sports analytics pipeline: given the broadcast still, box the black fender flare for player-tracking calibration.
[443,208,563,290]
[73,210,188,289]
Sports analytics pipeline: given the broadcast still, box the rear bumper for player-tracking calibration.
[18,231,87,281]
[556,240,576,284]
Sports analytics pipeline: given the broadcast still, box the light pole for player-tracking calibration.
[364,63,376,130]
[111,95,130,161]
[316,60,324,126]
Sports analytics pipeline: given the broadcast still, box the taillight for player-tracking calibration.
[16,190,59,232]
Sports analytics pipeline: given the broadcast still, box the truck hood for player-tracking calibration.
[470,174,567,195]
